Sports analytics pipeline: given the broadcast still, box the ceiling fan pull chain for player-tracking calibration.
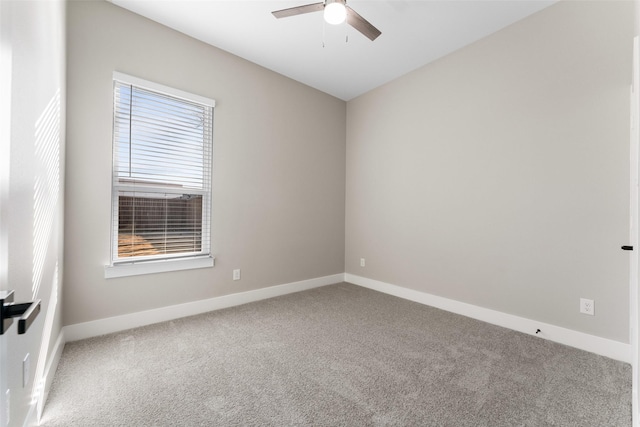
[345,18,348,44]
[322,19,326,48]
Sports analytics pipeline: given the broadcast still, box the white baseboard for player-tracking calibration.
[346,273,631,364]
[63,273,344,342]
[37,329,66,422]
[22,401,36,427]
[61,271,631,363]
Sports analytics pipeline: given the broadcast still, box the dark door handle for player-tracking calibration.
[622,246,634,251]
[17,300,41,334]
[0,290,41,335]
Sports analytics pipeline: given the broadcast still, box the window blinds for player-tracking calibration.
[112,78,213,264]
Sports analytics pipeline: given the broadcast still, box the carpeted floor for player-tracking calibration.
[41,282,631,426]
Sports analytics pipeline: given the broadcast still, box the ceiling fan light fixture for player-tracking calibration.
[272,0,380,41]
[324,0,346,25]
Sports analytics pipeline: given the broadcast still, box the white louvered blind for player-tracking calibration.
[111,74,214,265]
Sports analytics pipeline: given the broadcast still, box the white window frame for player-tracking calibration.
[105,72,215,279]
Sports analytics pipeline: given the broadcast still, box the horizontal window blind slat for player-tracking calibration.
[124,139,207,158]
[130,107,205,124]
[130,100,205,118]
[129,126,206,143]
[127,115,208,139]
[119,156,205,171]
[114,187,208,197]
[131,88,207,111]
[116,177,204,188]
[129,116,208,136]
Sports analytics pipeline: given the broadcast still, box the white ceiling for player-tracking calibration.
[108,0,557,101]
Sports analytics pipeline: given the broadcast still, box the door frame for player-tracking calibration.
[631,35,639,427]
[0,1,12,425]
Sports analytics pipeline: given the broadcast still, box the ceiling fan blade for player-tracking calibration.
[272,2,324,19]
[346,6,381,41]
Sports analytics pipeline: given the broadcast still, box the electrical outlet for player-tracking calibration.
[580,298,594,316]
[233,269,241,281]
[360,258,365,267]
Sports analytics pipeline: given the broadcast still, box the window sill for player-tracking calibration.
[104,256,214,279]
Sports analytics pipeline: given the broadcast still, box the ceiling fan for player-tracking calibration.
[272,0,382,41]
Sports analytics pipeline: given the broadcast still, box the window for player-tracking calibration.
[107,72,214,278]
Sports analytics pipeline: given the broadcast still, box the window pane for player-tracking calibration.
[116,85,211,189]
[117,194,203,258]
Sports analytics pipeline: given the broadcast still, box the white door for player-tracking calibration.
[0,2,13,425]
[631,36,640,427]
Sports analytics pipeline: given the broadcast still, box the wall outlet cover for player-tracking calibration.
[580,298,594,316]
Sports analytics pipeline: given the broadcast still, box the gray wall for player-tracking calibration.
[346,0,634,343]
[2,0,66,424]
[64,1,346,325]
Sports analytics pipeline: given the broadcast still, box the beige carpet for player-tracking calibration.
[41,282,631,426]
